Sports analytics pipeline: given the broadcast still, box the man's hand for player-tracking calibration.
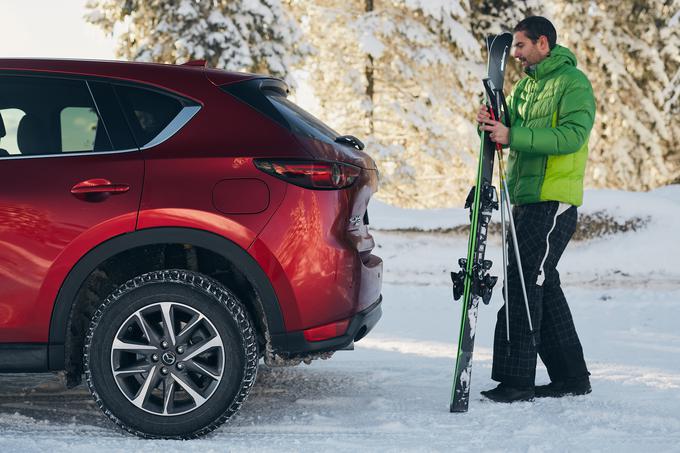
[476,104,491,125]
[477,105,510,145]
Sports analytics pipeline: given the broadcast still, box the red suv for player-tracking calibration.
[0,59,382,438]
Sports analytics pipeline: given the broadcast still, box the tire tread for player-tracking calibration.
[84,269,258,439]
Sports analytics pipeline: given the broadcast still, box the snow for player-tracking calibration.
[669,9,680,28]
[358,29,386,59]
[372,185,680,233]
[2,187,680,450]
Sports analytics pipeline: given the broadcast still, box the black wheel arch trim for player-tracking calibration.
[48,227,284,369]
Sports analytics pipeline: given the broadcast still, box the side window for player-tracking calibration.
[60,107,99,152]
[0,108,27,155]
[0,75,114,157]
[114,85,184,147]
[88,82,137,151]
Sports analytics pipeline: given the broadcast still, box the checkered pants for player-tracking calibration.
[491,201,589,387]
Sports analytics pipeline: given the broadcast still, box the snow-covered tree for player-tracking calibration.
[86,0,680,206]
[85,0,308,86]
[290,0,482,207]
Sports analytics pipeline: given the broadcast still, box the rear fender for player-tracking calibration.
[48,226,284,369]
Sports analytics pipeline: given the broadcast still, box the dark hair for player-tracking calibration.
[514,16,557,49]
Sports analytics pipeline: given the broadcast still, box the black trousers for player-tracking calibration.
[491,201,589,387]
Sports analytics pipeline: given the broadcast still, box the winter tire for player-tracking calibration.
[84,270,258,438]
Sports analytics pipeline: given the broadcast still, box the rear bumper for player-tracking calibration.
[270,295,382,356]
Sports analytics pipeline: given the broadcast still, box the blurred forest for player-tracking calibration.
[86,0,680,207]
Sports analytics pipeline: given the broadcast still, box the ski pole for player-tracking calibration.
[501,177,536,346]
[487,105,512,354]
[488,105,537,347]
[498,156,511,356]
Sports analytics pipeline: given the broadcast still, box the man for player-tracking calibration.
[477,16,595,402]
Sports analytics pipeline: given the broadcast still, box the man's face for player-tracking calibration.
[512,31,550,68]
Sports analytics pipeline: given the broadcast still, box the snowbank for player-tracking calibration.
[370,185,680,234]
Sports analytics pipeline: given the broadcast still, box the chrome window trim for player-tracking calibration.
[0,148,139,160]
[140,105,201,150]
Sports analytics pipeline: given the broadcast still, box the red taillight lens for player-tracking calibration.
[303,319,350,342]
[254,159,361,190]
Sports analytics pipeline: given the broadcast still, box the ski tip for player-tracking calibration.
[486,32,513,48]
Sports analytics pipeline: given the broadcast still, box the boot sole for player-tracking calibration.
[535,388,592,398]
[480,392,535,403]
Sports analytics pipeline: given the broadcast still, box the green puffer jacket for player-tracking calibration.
[506,45,596,207]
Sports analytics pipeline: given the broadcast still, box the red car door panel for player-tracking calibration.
[0,153,143,342]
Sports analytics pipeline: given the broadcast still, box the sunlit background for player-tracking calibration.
[3,0,115,59]
[3,1,678,208]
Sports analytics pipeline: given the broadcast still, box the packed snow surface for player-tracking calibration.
[1,187,680,451]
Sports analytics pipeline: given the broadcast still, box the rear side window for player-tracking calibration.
[88,81,137,151]
[60,107,99,152]
[0,108,26,155]
[0,75,113,156]
[114,85,185,147]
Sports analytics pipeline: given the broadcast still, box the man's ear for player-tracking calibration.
[538,35,550,53]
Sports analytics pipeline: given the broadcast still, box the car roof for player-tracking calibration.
[0,58,259,94]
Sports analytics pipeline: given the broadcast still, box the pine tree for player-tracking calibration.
[84,0,308,86]
[85,0,680,206]
[290,0,481,207]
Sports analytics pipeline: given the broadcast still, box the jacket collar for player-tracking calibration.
[526,45,577,80]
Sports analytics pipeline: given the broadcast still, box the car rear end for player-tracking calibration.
[219,77,383,357]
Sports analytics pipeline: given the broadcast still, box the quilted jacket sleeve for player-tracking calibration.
[509,73,595,155]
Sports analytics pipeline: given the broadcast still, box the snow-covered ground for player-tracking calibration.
[2,187,680,451]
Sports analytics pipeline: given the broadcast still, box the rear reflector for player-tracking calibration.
[254,159,361,190]
[303,319,350,342]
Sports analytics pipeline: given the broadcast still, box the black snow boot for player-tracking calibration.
[535,376,591,398]
[480,383,534,403]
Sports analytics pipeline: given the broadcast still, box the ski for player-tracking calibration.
[450,32,513,413]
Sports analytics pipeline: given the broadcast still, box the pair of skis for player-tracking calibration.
[449,32,530,413]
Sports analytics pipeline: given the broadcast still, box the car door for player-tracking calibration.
[0,74,143,343]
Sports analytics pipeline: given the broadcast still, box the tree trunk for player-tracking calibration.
[365,0,374,135]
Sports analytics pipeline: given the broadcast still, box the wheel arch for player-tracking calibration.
[48,227,284,374]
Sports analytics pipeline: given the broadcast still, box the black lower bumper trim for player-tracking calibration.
[0,344,48,372]
[270,296,382,356]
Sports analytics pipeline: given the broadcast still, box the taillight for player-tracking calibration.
[254,159,361,190]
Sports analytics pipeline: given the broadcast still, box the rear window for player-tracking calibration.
[265,91,339,143]
[222,80,339,144]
